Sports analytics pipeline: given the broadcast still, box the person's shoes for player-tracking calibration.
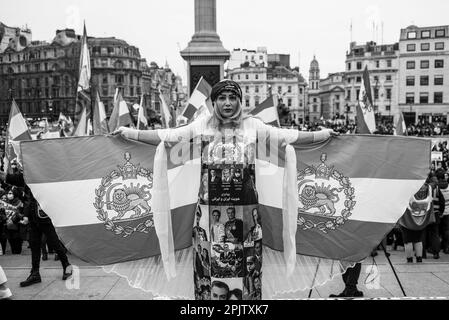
[54,254,60,261]
[19,272,42,287]
[384,252,391,257]
[443,248,449,254]
[407,257,413,263]
[433,253,440,259]
[416,257,423,263]
[62,265,73,281]
[329,291,346,298]
[0,288,12,300]
[370,250,378,257]
[345,289,364,297]
[42,253,48,261]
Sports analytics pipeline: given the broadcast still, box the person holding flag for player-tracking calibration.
[113,79,338,300]
[356,66,376,134]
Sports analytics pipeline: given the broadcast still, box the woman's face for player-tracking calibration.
[215,91,239,118]
[7,191,14,201]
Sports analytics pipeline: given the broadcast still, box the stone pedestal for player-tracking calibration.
[180,0,230,95]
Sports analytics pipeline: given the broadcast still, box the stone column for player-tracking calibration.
[195,0,216,34]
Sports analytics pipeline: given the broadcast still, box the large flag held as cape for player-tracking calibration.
[249,95,280,127]
[20,133,430,265]
[357,66,376,134]
[395,112,407,136]
[181,77,212,121]
[159,90,172,128]
[74,22,91,128]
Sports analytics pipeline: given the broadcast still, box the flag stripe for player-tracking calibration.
[259,203,395,262]
[182,104,198,120]
[196,78,212,97]
[55,203,196,265]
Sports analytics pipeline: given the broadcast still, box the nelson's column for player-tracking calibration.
[180,0,230,94]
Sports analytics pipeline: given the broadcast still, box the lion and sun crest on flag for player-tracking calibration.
[94,152,154,238]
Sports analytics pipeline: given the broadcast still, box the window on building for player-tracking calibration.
[347,62,351,71]
[288,86,292,93]
[435,42,445,50]
[376,60,380,68]
[435,29,446,38]
[108,47,114,54]
[357,62,362,70]
[53,76,60,85]
[434,92,443,104]
[130,87,134,96]
[255,86,259,93]
[374,76,379,82]
[374,88,379,100]
[245,56,248,60]
[387,60,392,68]
[255,96,260,106]
[421,30,431,38]
[259,55,263,60]
[386,75,392,81]
[45,77,49,86]
[420,76,429,86]
[407,44,416,52]
[386,88,392,100]
[386,105,391,112]
[54,49,57,57]
[237,75,240,80]
[255,74,259,80]
[313,98,317,103]
[356,76,361,83]
[299,88,303,94]
[421,43,430,51]
[420,60,429,69]
[245,99,250,107]
[103,75,108,84]
[313,105,317,113]
[419,93,429,104]
[287,98,292,107]
[356,89,360,98]
[17,65,21,72]
[406,93,415,104]
[407,31,417,39]
[245,74,249,80]
[35,64,40,71]
[278,86,282,94]
[435,60,444,68]
[245,86,249,93]
[406,61,415,69]
[435,75,444,85]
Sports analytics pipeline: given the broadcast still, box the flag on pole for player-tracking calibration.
[159,90,172,128]
[93,91,110,135]
[19,133,430,265]
[74,22,91,127]
[72,106,88,136]
[137,94,149,130]
[108,90,134,132]
[395,112,407,136]
[357,66,376,133]
[5,99,32,168]
[249,95,280,127]
[182,77,212,121]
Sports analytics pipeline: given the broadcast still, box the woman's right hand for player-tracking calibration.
[111,127,139,140]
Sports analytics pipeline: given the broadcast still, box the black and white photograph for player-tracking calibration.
[210,242,244,278]
[1,0,449,305]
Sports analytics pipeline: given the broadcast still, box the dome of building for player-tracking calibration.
[310,55,319,70]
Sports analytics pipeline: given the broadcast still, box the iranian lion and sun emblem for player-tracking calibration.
[297,153,356,233]
[94,152,154,238]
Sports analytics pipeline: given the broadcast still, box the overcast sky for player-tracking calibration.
[1,0,449,84]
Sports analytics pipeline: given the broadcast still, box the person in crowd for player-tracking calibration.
[243,255,261,300]
[0,189,7,255]
[426,171,445,259]
[0,162,73,287]
[192,206,207,242]
[398,183,435,263]
[201,247,211,277]
[436,168,449,254]
[3,187,24,254]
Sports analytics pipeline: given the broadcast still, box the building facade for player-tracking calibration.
[227,61,307,125]
[319,72,345,120]
[398,25,449,125]
[344,41,399,124]
[227,47,267,70]
[0,24,183,126]
[307,56,321,122]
